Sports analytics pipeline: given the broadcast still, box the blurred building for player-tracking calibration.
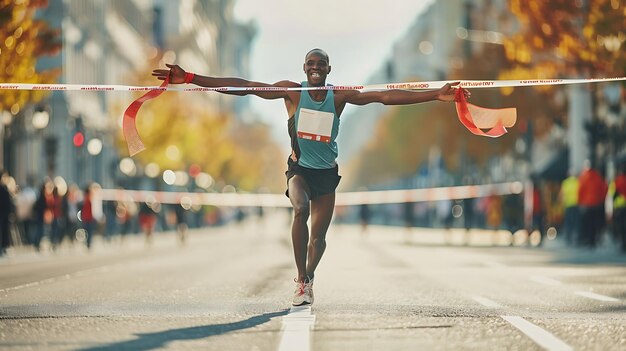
[339,0,518,188]
[8,0,255,190]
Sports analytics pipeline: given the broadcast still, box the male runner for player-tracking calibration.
[152,49,467,306]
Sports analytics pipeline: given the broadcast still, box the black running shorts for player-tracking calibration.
[285,159,341,200]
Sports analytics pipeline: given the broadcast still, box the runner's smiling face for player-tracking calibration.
[304,51,331,86]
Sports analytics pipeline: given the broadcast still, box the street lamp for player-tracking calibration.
[119,157,137,177]
[87,138,103,156]
[32,108,51,181]
[1,111,12,126]
[0,111,12,170]
[32,110,49,130]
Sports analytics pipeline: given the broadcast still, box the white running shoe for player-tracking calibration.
[292,278,314,306]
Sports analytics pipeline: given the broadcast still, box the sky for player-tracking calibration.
[232,0,435,146]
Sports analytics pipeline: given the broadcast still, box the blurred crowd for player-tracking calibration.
[0,170,249,256]
[558,161,626,252]
[340,162,626,253]
[2,161,625,255]
[0,170,105,254]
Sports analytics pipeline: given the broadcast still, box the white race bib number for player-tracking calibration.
[297,108,334,143]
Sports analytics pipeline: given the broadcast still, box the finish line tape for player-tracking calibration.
[1,76,624,92]
[99,181,523,207]
[2,76,624,156]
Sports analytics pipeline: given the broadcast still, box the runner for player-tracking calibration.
[152,48,468,306]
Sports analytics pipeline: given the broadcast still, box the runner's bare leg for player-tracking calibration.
[288,175,311,283]
[306,192,335,279]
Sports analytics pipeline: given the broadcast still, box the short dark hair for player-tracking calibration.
[305,48,329,63]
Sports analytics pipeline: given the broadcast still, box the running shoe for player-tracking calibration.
[292,278,314,306]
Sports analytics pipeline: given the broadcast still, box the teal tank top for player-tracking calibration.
[292,81,340,169]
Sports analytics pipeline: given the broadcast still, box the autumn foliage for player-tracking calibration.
[502,0,625,79]
[0,0,61,114]
[347,1,625,189]
[116,58,287,192]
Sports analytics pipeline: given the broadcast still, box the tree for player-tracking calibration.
[0,0,61,114]
[114,57,287,192]
[501,0,626,170]
[502,0,625,79]
[345,41,520,189]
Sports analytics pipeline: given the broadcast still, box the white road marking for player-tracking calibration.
[482,261,507,269]
[501,315,573,351]
[277,305,316,351]
[0,265,118,293]
[529,276,620,302]
[530,275,562,286]
[574,291,620,302]
[0,280,44,293]
[472,296,502,308]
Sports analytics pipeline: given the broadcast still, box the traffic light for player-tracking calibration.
[73,131,84,147]
[73,116,85,148]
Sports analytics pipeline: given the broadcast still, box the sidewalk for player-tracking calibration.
[0,209,292,265]
[333,223,626,265]
[3,216,625,266]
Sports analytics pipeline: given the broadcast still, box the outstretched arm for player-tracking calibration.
[342,82,468,106]
[152,63,298,100]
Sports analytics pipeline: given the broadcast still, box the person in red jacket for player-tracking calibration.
[577,161,608,248]
[612,165,626,252]
[81,184,95,250]
[50,187,64,250]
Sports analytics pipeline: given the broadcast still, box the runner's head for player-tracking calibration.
[305,48,329,63]
[304,48,331,86]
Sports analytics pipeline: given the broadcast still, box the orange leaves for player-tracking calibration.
[503,0,625,77]
[0,0,60,113]
[120,56,287,192]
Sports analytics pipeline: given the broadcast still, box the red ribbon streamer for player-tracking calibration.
[454,88,517,138]
[122,77,169,156]
[122,81,516,156]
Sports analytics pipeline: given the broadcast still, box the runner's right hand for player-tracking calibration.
[152,63,186,84]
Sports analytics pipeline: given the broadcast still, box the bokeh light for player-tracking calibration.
[145,163,161,178]
[119,158,137,176]
[163,169,176,185]
[87,138,103,155]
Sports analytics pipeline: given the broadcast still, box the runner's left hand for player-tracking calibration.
[437,82,470,102]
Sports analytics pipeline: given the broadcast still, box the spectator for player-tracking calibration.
[610,165,626,252]
[175,204,188,245]
[14,181,37,246]
[359,203,371,233]
[529,181,545,246]
[43,182,56,246]
[103,198,117,241]
[577,161,608,248]
[559,170,579,246]
[463,197,475,245]
[32,182,46,250]
[404,202,415,228]
[0,170,15,255]
[138,202,157,244]
[503,193,524,237]
[404,201,415,243]
[32,179,54,251]
[81,184,95,249]
[50,186,64,250]
[116,200,132,240]
[486,193,503,245]
[63,184,81,245]
[436,200,453,229]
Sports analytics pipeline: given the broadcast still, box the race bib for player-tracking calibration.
[297,108,334,143]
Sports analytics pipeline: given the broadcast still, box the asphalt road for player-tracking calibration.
[1,211,625,350]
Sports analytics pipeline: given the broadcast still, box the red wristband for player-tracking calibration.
[184,72,195,84]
